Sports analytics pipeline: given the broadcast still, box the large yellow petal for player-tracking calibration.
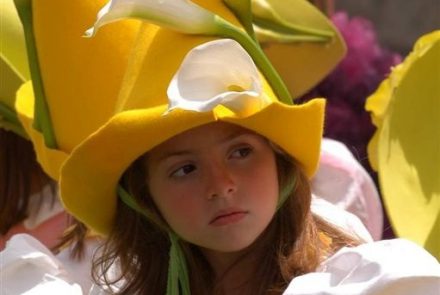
[0,0,30,81]
[373,31,440,259]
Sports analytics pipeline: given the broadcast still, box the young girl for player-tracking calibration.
[58,2,439,293]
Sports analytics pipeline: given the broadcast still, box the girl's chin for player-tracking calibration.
[199,238,257,255]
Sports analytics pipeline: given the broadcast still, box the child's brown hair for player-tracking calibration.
[92,146,362,294]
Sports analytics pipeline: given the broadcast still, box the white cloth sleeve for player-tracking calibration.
[0,234,82,295]
[56,238,102,294]
[283,239,440,295]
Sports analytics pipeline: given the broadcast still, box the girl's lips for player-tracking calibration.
[209,210,248,226]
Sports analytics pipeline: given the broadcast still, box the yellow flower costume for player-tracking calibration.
[366,31,440,259]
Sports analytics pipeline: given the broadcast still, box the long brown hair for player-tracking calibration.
[92,147,362,294]
[0,129,55,235]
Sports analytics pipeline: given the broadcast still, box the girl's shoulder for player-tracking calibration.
[283,238,440,295]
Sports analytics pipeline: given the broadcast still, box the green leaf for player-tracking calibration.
[254,25,329,43]
[13,0,57,148]
[252,0,333,42]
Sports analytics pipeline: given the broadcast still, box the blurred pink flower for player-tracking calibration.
[301,11,402,174]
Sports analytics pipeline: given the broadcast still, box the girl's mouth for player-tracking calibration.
[210,210,248,226]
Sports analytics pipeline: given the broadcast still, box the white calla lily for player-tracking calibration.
[86,0,293,105]
[167,39,269,115]
[85,0,220,37]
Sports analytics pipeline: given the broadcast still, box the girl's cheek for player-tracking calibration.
[159,189,202,217]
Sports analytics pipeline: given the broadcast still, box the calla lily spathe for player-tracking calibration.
[85,0,221,37]
[167,39,268,115]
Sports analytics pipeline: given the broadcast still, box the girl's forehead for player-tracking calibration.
[148,122,261,159]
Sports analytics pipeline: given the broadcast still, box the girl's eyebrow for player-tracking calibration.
[158,150,193,163]
[157,130,253,163]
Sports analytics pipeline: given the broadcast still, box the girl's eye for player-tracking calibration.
[171,164,196,178]
[230,147,252,159]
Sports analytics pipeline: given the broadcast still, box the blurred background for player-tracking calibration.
[304,0,439,239]
[335,0,440,55]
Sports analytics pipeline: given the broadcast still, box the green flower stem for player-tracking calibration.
[253,16,333,39]
[222,0,257,41]
[0,101,21,126]
[218,20,293,104]
[13,0,57,148]
[0,102,28,138]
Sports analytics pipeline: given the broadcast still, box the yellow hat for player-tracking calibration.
[14,0,142,180]
[366,31,440,259]
[59,0,328,236]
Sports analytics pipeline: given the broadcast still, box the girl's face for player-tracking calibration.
[147,122,279,252]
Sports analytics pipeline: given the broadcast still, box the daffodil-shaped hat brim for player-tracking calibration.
[366,31,440,259]
[60,12,325,235]
[61,99,325,236]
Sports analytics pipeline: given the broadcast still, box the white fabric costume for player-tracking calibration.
[2,201,439,295]
[283,239,440,295]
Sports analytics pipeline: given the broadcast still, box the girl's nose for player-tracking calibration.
[206,164,237,200]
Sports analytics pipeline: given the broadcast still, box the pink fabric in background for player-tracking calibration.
[312,138,383,240]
